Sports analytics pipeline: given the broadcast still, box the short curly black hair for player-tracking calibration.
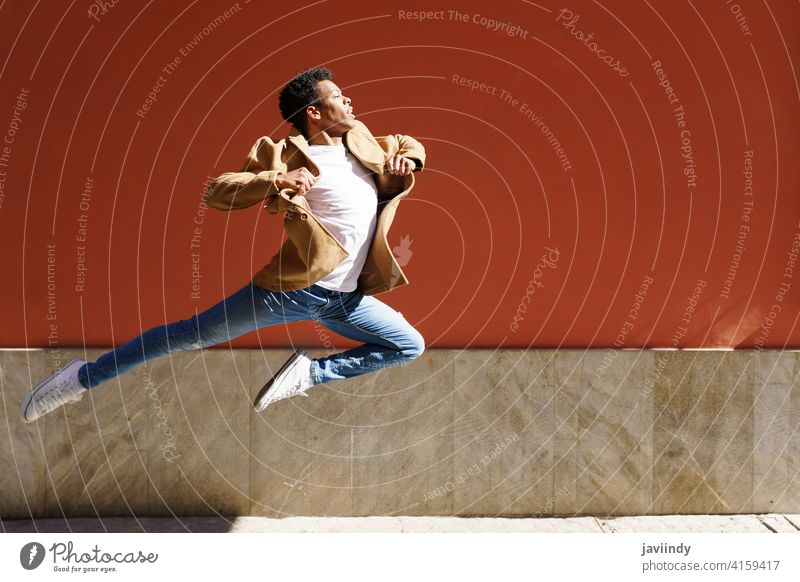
[278,67,333,134]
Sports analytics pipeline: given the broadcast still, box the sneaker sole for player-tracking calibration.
[20,358,85,424]
[253,349,308,412]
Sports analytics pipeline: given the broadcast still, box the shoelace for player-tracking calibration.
[36,386,70,413]
[266,378,310,405]
[34,374,80,413]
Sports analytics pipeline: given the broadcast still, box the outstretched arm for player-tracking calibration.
[204,137,283,211]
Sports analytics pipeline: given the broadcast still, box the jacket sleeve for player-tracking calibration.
[377,133,426,171]
[203,137,283,211]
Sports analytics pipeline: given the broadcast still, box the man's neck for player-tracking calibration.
[305,128,343,146]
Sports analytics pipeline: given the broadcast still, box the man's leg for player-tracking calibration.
[311,290,425,384]
[79,282,318,389]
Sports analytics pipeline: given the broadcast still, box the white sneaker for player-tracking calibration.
[20,358,89,423]
[253,349,315,412]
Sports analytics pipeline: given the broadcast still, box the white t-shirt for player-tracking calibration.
[304,143,378,292]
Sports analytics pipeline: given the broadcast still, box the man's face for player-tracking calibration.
[307,80,355,136]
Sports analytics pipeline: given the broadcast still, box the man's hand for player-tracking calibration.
[275,168,319,195]
[385,154,416,175]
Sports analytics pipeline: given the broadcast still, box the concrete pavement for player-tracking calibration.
[2,514,799,533]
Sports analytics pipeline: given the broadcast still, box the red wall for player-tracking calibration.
[0,0,798,350]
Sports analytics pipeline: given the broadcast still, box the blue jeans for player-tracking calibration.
[77,282,425,389]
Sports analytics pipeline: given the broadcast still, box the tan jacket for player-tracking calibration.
[204,120,426,296]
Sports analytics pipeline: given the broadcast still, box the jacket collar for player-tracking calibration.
[286,121,386,174]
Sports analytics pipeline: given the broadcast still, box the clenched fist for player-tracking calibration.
[275,168,319,195]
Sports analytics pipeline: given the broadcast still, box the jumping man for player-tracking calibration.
[21,66,426,423]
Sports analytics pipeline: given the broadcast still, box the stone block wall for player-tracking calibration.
[1,349,797,518]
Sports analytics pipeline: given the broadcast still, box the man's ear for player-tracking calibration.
[306,105,321,121]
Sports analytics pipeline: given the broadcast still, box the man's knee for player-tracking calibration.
[401,328,425,360]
